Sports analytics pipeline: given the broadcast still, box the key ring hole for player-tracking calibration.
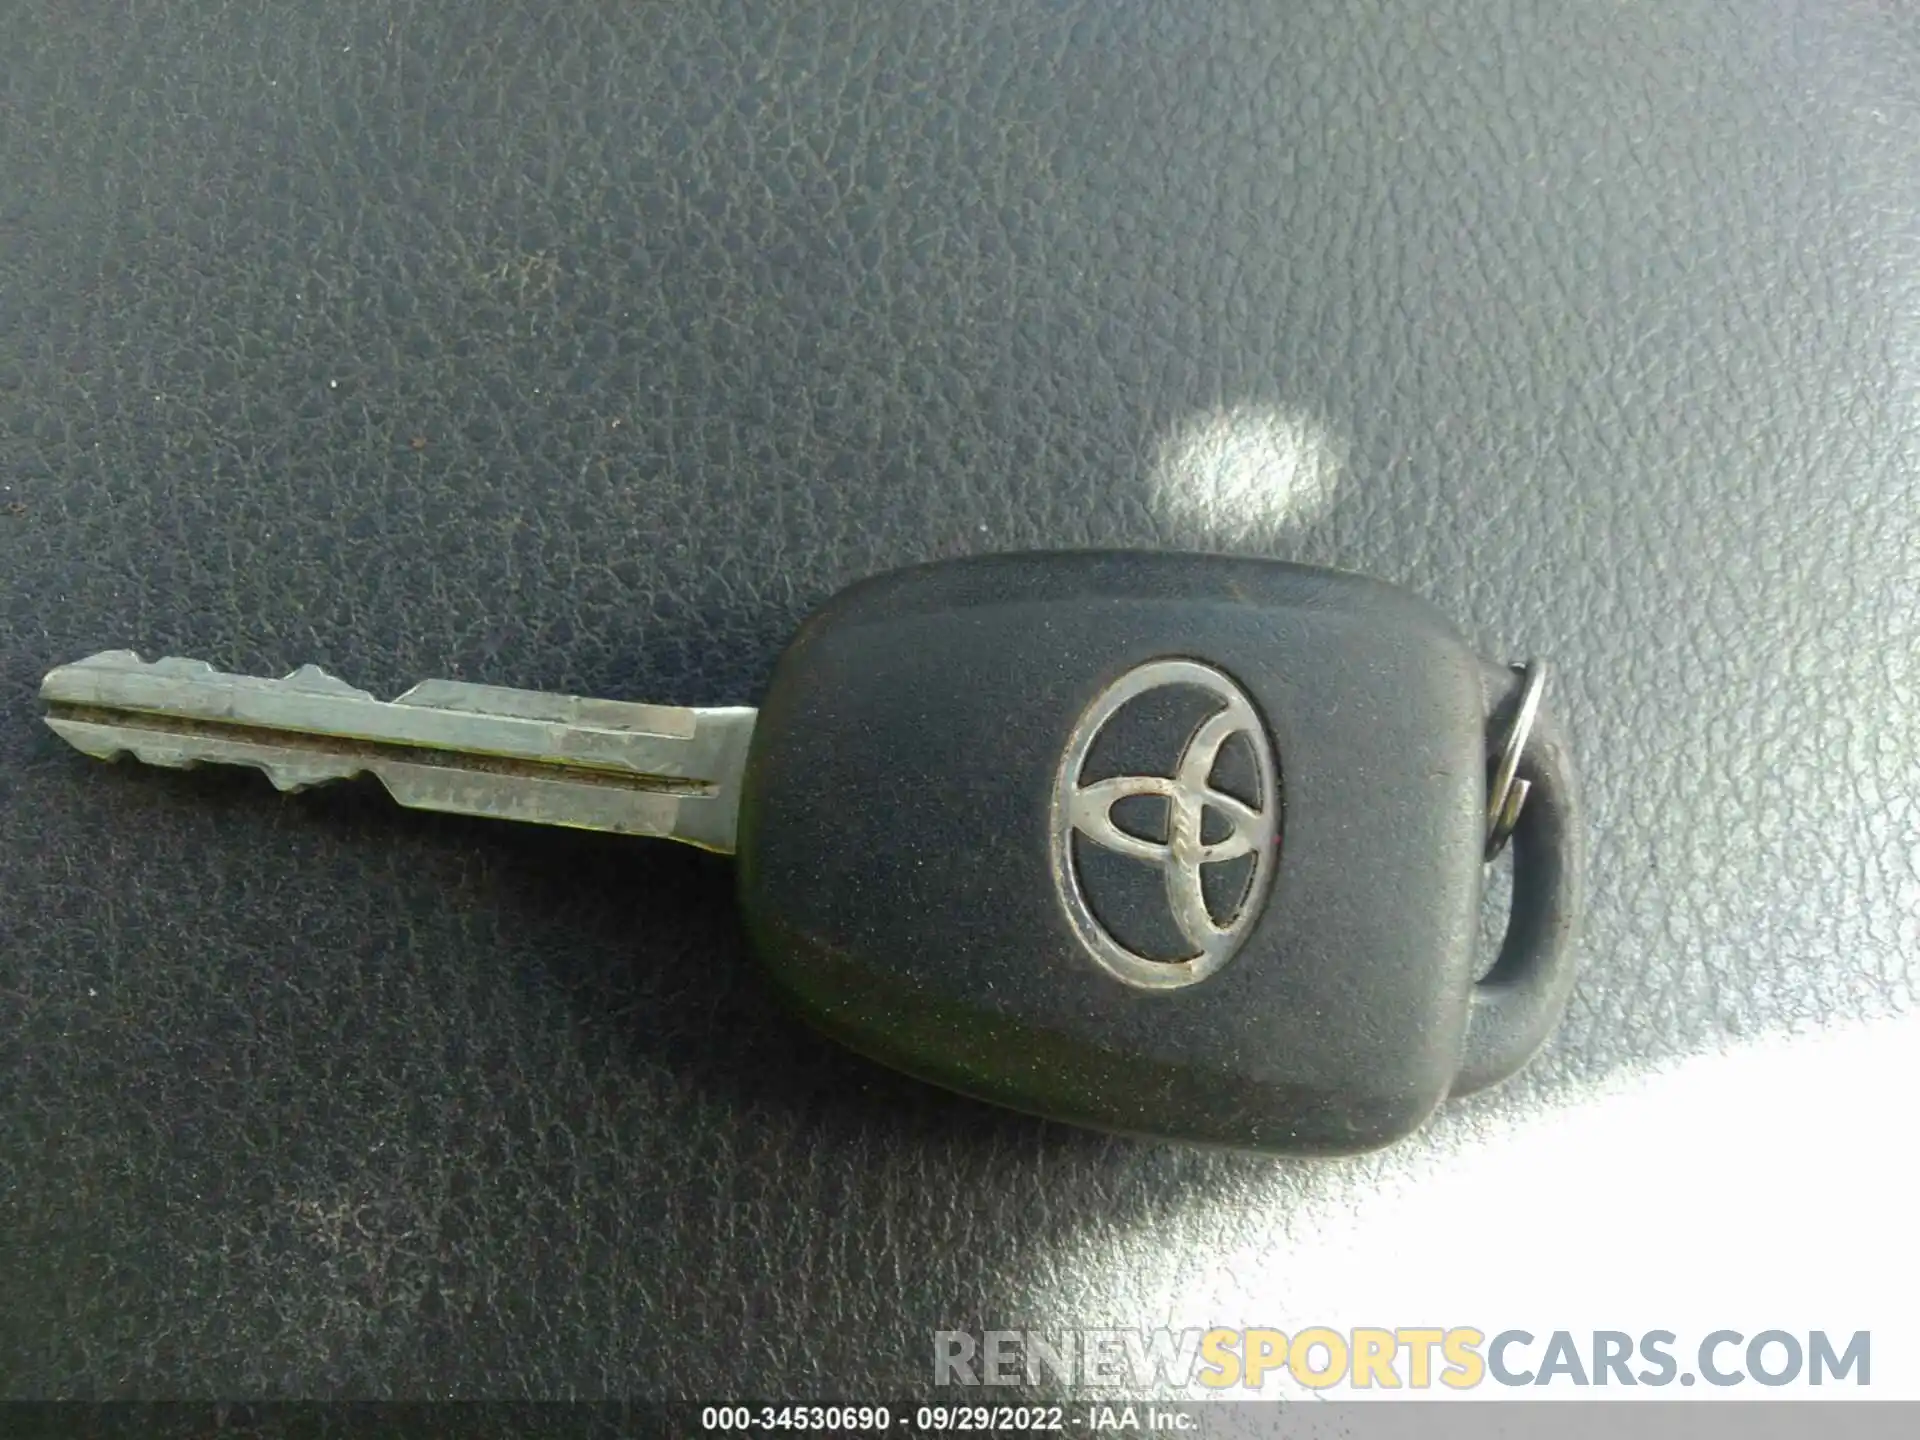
[1474,841,1516,983]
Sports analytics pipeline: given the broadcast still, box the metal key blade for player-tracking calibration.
[39,651,757,853]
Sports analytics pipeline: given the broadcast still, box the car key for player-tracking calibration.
[38,551,1581,1155]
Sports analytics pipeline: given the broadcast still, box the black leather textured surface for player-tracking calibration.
[3,0,1916,1399]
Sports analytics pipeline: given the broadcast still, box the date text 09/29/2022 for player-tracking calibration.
[700,1406,1184,1432]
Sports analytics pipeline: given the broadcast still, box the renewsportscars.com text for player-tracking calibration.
[933,1327,1871,1391]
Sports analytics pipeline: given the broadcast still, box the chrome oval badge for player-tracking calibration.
[1051,658,1281,989]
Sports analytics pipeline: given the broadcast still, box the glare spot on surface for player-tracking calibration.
[1002,1013,1920,1399]
[1147,405,1343,549]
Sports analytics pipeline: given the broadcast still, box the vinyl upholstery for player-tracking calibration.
[2,0,1916,1398]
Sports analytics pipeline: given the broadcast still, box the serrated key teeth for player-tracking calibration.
[43,716,127,761]
[39,647,758,852]
[259,761,353,792]
[279,663,374,699]
[40,651,218,698]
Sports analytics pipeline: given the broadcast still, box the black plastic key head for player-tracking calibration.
[735,552,1581,1155]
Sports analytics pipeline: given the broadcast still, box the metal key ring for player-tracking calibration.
[1485,659,1546,860]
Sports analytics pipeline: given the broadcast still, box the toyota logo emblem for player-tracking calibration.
[1050,659,1280,989]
